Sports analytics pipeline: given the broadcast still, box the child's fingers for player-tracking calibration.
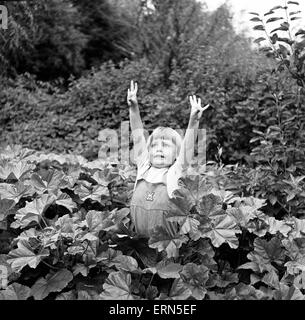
[201,104,210,112]
[134,82,138,93]
[198,97,201,106]
[131,80,134,91]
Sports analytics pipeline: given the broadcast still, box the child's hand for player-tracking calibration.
[189,95,210,121]
[127,80,138,108]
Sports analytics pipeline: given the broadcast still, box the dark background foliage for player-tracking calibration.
[0,0,305,217]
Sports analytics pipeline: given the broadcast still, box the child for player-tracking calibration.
[127,80,209,238]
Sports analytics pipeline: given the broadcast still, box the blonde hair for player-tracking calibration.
[146,127,182,157]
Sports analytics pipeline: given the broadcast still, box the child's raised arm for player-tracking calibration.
[127,80,148,164]
[176,95,210,168]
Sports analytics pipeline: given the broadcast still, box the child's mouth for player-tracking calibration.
[155,154,164,159]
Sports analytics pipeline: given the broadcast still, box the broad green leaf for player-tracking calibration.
[180,263,209,300]
[73,263,89,276]
[232,283,269,300]
[209,272,239,289]
[77,289,100,300]
[0,283,31,300]
[100,271,139,300]
[158,278,192,300]
[0,199,15,222]
[30,170,67,195]
[74,182,109,202]
[267,217,292,237]
[199,214,241,249]
[143,259,183,279]
[239,237,285,273]
[288,218,305,239]
[16,194,56,227]
[86,210,104,234]
[92,170,116,186]
[56,291,76,300]
[282,239,305,274]
[7,240,49,273]
[55,192,77,212]
[274,284,304,300]
[148,226,188,258]
[9,161,35,180]
[198,193,223,217]
[96,248,123,268]
[31,269,73,300]
[0,160,12,180]
[178,174,209,206]
[166,208,200,236]
[261,269,280,289]
[98,208,130,233]
[55,214,76,235]
[0,182,35,203]
[112,255,139,272]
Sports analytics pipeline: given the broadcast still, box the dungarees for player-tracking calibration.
[130,172,179,238]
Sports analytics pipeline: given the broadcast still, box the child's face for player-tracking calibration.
[148,135,177,168]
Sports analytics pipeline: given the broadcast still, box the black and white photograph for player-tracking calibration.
[0,0,305,306]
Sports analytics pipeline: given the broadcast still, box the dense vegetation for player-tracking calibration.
[0,0,305,300]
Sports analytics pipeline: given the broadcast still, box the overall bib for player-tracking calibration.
[130,175,179,238]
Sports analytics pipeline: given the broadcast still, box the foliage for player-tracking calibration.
[0,145,305,300]
[240,0,305,218]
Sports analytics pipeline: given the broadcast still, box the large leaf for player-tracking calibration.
[9,161,35,180]
[86,208,130,234]
[31,269,73,300]
[7,240,49,273]
[100,271,139,300]
[166,208,200,236]
[0,283,31,300]
[267,217,292,237]
[0,160,12,180]
[30,170,67,195]
[198,193,223,217]
[74,181,109,202]
[15,194,56,227]
[288,218,305,239]
[178,174,210,206]
[158,278,192,300]
[55,192,77,212]
[282,239,305,274]
[273,284,304,300]
[96,248,123,268]
[180,263,209,300]
[0,199,16,226]
[239,237,285,273]
[0,182,35,203]
[112,255,139,272]
[148,226,188,258]
[197,213,241,249]
[143,259,183,279]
